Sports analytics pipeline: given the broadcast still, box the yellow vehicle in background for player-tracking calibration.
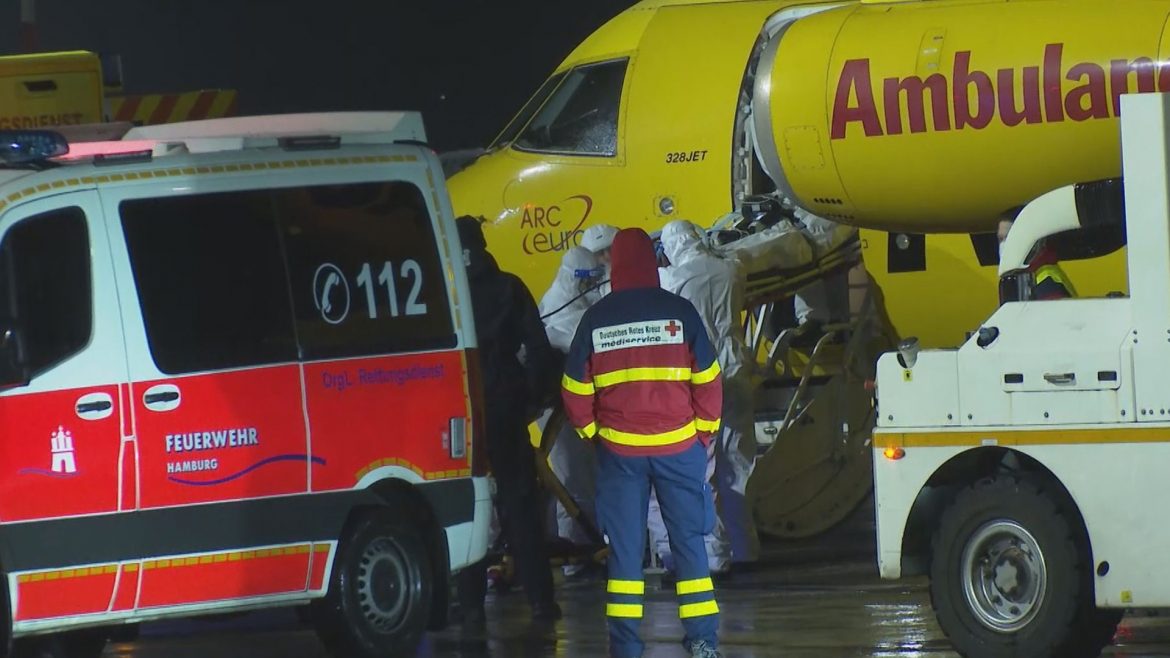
[0,51,102,128]
[0,50,237,131]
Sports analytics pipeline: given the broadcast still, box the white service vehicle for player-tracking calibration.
[872,92,1170,658]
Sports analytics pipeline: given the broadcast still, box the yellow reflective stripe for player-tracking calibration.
[691,361,721,385]
[594,367,691,388]
[562,374,595,396]
[606,603,644,618]
[694,417,721,434]
[679,600,719,618]
[607,579,645,595]
[676,577,714,595]
[1035,264,1078,296]
[598,422,696,447]
[575,421,598,440]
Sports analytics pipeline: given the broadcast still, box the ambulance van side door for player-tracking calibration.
[104,181,313,610]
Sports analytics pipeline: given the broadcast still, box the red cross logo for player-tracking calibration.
[664,321,681,337]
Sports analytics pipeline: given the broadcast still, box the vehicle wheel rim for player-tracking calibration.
[356,537,413,633]
[960,519,1048,632]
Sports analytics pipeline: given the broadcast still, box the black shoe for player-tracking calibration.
[532,601,562,622]
[685,639,724,658]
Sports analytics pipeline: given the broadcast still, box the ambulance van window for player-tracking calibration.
[514,58,627,156]
[120,193,298,375]
[277,181,455,360]
[0,208,91,377]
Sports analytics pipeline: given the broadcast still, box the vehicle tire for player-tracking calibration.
[312,508,434,658]
[930,475,1110,658]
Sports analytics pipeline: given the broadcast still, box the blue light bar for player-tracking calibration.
[0,131,69,165]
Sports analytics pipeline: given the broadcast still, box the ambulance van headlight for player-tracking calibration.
[896,336,920,369]
[0,131,69,164]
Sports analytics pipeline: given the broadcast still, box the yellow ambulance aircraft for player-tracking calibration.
[449,0,1159,537]
[448,0,1154,349]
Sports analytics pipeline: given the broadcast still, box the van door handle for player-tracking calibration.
[1043,373,1076,385]
[143,384,181,412]
[75,392,115,420]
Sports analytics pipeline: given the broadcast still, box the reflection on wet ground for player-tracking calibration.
[84,510,1170,657]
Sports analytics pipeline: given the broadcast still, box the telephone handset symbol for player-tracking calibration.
[312,263,350,325]
[321,272,340,314]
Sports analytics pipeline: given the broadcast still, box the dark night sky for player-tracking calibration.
[0,1,634,150]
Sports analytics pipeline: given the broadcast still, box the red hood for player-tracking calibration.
[610,228,660,291]
[1027,243,1059,271]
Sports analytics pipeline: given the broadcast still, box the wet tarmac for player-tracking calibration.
[76,509,1170,657]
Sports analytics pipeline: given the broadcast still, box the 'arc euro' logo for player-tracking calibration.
[520,195,593,255]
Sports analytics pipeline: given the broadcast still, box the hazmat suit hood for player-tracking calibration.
[539,247,601,352]
[659,219,750,381]
[661,219,707,268]
[610,228,660,291]
[581,224,619,253]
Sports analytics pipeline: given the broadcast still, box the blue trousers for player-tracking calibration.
[595,440,719,658]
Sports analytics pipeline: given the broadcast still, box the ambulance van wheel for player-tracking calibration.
[930,475,1109,658]
[312,508,434,658]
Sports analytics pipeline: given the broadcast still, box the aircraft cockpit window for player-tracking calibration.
[491,72,567,150]
[514,59,627,157]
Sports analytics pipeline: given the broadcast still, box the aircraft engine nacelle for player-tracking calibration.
[754,0,1170,233]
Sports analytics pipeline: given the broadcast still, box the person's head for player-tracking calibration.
[581,224,619,267]
[659,219,705,266]
[997,218,1014,245]
[559,246,602,294]
[456,215,487,255]
[610,228,660,291]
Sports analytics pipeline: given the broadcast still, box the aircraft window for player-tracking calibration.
[491,71,567,150]
[514,59,627,156]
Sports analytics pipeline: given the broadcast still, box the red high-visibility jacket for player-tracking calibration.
[561,284,723,457]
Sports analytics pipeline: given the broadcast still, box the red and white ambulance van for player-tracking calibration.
[0,113,489,657]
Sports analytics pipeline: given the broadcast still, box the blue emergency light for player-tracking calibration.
[0,131,69,165]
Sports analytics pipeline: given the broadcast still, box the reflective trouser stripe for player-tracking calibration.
[607,603,644,618]
[608,579,645,595]
[679,600,719,618]
[676,577,714,595]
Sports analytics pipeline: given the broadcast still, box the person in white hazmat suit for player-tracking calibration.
[539,246,605,576]
[651,219,760,573]
[791,209,851,332]
[580,224,618,296]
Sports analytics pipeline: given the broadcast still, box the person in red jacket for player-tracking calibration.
[561,228,724,658]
